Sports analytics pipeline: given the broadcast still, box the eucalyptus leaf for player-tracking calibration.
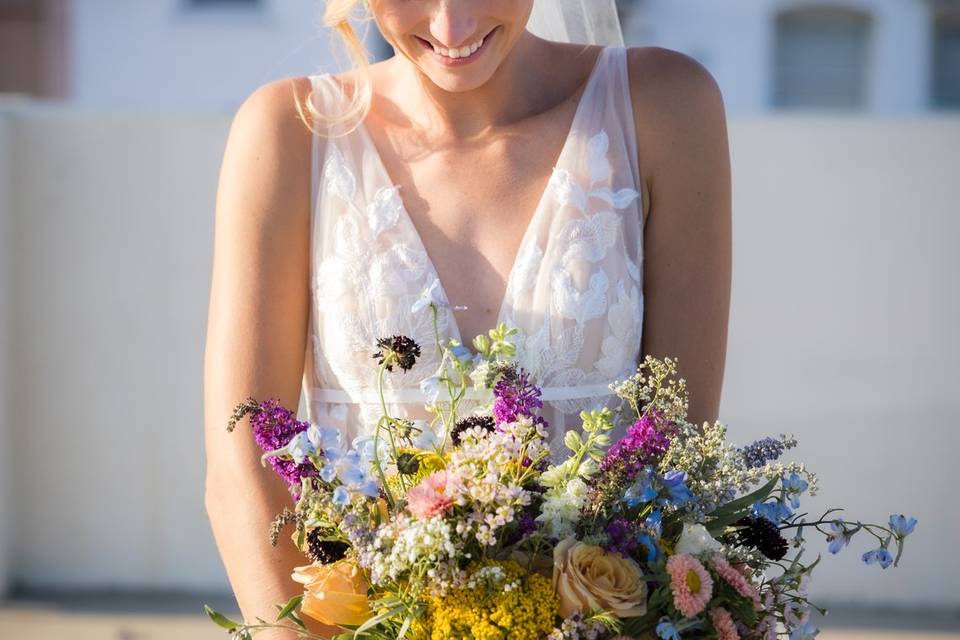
[203,605,241,631]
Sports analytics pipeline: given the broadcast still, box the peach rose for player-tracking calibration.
[553,536,648,619]
[292,559,372,627]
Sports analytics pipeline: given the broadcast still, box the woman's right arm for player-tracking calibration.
[203,77,339,639]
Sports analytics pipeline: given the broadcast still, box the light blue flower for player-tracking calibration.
[782,473,809,509]
[261,431,316,466]
[788,622,819,640]
[826,519,853,555]
[419,375,443,403]
[624,468,658,508]
[645,509,663,539]
[637,532,660,563]
[753,499,793,524]
[660,470,692,507]
[332,486,351,508]
[449,343,473,363]
[319,462,337,483]
[412,419,440,450]
[862,546,894,569]
[656,616,681,640]
[889,514,917,539]
[306,424,341,452]
[411,277,446,314]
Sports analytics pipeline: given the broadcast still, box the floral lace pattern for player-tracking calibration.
[303,45,645,453]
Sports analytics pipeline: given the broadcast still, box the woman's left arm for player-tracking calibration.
[627,47,732,427]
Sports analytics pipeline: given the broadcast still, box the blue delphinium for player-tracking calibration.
[862,546,894,569]
[782,472,809,509]
[660,470,692,507]
[788,622,819,640]
[825,519,855,555]
[753,499,793,524]
[623,467,692,509]
[889,514,917,539]
[656,616,682,640]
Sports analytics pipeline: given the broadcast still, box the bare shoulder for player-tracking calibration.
[217,76,317,229]
[228,75,316,161]
[625,46,725,122]
[623,47,729,188]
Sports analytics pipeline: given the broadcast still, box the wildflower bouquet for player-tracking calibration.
[207,306,916,640]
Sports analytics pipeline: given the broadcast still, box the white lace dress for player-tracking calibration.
[301,45,644,458]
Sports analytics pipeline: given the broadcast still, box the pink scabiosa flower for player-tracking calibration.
[711,555,761,609]
[709,607,740,640]
[666,553,714,618]
[405,470,453,519]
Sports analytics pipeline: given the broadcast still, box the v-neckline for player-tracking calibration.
[329,45,609,345]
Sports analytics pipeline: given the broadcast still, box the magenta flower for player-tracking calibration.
[249,398,317,487]
[492,367,544,425]
[601,411,671,478]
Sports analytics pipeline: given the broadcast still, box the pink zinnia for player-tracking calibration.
[406,471,453,519]
[712,555,762,609]
[710,607,740,640]
[666,553,714,618]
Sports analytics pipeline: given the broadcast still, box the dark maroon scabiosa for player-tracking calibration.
[305,528,350,564]
[451,415,496,446]
[373,335,421,372]
[728,515,789,560]
[233,397,317,488]
[492,366,545,425]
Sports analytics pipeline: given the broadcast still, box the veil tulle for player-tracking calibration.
[526,0,625,46]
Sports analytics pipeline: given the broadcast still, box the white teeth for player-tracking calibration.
[431,33,486,59]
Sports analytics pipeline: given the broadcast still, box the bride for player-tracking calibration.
[203,1,731,637]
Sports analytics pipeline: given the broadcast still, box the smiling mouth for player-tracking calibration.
[416,26,498,62]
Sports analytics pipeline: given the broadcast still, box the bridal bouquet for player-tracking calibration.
[207,305,916,640]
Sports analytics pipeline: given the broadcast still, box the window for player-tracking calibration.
[773,8,872,110]
[933,12,960,108]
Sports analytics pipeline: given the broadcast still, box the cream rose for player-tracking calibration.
[552,536,648,619]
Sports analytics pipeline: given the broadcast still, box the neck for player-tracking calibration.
[381,33,565,141]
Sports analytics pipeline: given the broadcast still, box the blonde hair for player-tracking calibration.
[295,0,376,138]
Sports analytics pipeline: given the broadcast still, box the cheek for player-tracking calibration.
[371,3,422,43]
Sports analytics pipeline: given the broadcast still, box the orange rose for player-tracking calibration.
[292,559,372,627]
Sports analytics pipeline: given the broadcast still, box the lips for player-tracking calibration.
[416,25,499,66]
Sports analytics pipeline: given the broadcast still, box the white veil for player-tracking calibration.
[526,0,625,46]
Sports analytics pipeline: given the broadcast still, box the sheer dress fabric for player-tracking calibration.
[302,45,644,459]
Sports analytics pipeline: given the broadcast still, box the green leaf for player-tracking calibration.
[275,594,303,621]
[203,605,241,631]
[712,476,779,518]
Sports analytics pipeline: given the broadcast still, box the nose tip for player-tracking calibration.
[429,4,479,49]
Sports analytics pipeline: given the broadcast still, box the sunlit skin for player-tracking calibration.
[204,1,731,637]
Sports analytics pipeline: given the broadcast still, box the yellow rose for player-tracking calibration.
[552,536,648,619]
[292,559,372,627]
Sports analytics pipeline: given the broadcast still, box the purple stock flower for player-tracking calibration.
[605,518,640,556]
[492,367,544,425]
[249,398,317,487]
[600,411,671,479]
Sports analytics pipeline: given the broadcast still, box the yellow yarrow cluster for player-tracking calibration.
[412,559,558,640]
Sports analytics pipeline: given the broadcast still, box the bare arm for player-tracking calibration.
[203,77,338,638]
[628,47,732,426]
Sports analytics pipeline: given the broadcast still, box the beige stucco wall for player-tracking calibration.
[0,106,957,606]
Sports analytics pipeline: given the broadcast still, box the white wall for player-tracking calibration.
[68,0,387,112]
[0,105,958,606]
[624,0,935,114]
